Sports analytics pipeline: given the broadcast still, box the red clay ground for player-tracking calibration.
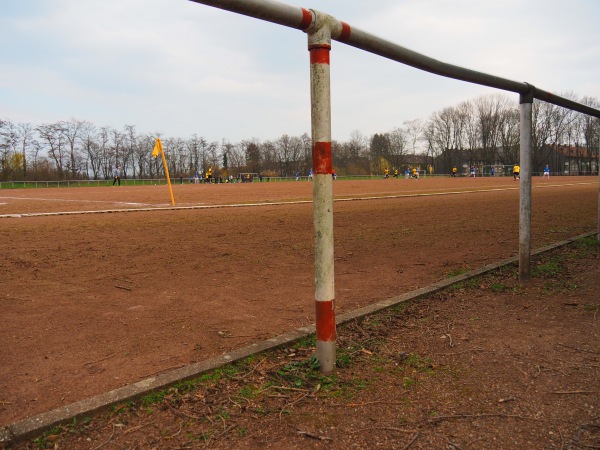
[0,176,598,437]
[12,236,599,450]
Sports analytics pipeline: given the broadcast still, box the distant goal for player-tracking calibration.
[237,173,259,183]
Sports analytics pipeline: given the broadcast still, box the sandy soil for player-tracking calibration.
[0,176,598,433]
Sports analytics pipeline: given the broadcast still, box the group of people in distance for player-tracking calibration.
[383,167,420,180]
[193,167,214,184]
[447,164,551,180]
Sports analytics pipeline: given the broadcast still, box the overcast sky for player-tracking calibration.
[2,0,600,143]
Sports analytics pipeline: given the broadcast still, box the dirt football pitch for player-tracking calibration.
[0,176,598,447]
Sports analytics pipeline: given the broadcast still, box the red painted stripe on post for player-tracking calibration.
[309,47,330,65]
[313,142,332,174]
[339,22,351,42]
[299,8,312,30]
[315,299,336,341]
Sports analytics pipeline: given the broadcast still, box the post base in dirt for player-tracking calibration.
[316,340,336,375]
[519,253,530,283]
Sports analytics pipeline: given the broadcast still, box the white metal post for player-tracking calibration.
[519,89,534,282]
[307,11,344,375]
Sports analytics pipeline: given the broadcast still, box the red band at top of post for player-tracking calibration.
[309,46,331,64]
[313,142,332,174]
[299,8,313,31]
[315,299,336,342]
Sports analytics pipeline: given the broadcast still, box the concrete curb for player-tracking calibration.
[1,231,595,445]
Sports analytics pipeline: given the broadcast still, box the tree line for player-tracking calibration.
[1,92,599,182]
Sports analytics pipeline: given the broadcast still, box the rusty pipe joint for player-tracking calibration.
[306,9,343,48]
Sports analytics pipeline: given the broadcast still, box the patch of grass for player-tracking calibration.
[275,355,321,388]
[33,417,94,448]
[447,268,470,278]
[404,354,435,374]
[216,407,230,421]
[490,282,508,292]
[327,376,369,399]
[362,318,382,329]
[573,235,599,256]
[112,401,134,414]
[33,426,63,448]
[531,257,562,278]
[140,390,167,406]
[336,349,355,368]
[449,275,480,291]
[238,385,259,399]
[293,335,316,350]
[584,303,600,312]
[389,301,412,314]
[402,376,417,389]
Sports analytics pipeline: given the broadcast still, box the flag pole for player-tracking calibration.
[153,138,175,206]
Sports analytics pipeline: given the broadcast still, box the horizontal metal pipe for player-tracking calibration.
[533,87,600,117]
[344,27,527,94]
[188,0,312,30]
[188,0,600,118]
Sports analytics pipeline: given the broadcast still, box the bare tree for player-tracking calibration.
[275,134,296,176]
[17,122,34,177]
[244,139,261,174]
[79,121,101,179]
[136,133,156,178]
[122,125,138,178]
[0,119,18,179]
[403,119,424,154]
[260,140,277,174]
[497,108,520,165]
[424,107,455,173]
[387,127,407,170]
[37,122,66,179]
[186,134,208,175]
[474,95,507,165]
[109,128,124,175]
[60,119,85,178]
[579,96,600,174]
[97,127,112,179]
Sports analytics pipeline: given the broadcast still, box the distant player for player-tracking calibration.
[513,164,520,180]
[393,168,399,178]
[543,165,550,179]
[469,166,476,177]
[112,166,121,186]
[451,166,457,177]
[384,168,389,179]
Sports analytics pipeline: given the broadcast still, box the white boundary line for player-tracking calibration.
[0,181,595,219]
[0,195,155,207]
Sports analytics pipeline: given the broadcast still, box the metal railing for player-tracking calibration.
[190,0,600,372]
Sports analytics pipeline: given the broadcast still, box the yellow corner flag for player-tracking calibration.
[152,139,162,159]
[152,138,175,206]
